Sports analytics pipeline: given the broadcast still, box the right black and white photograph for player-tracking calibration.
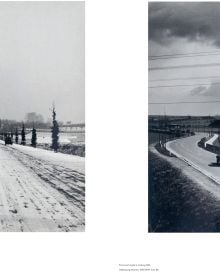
[149,2,220,232]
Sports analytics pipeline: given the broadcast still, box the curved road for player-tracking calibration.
[166,134,220,185]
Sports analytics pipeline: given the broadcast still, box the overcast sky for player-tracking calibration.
[149,2,220,116]
[0,1,84,123]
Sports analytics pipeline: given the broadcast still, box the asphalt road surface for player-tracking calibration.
[167,134,220,185]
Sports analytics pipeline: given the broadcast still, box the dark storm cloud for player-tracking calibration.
[190,86,207,96]
[149,2,220,46]
[190,82,220,97]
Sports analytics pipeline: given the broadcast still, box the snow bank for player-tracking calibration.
[205,134,219,147]
[1,141,85,174]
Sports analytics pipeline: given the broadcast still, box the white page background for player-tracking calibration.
[0,0,218,279]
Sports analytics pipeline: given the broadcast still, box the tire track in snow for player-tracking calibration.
[0,144,85,231]
[9,147,85,211]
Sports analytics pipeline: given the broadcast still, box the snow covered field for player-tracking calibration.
[25,131,85,145]
[0,142,85,231]
[23,130,85,157]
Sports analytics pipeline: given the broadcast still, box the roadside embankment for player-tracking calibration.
[149,144,220,232]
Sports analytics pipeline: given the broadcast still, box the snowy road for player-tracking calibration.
[166,134,220,185]
[0,143,85,232]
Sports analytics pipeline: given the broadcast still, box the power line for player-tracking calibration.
[149,75,220,82]
[149,101,220,105]
[150,50,220,58]
[149,50,220,60]
[149,82,220,89]
[149,62,220,71]
[149,53,220,61]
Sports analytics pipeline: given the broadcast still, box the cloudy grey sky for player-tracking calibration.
[149,2,220,116]
[0,1,84,123]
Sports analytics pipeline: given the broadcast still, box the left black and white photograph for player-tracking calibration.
[0,1,85,232]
